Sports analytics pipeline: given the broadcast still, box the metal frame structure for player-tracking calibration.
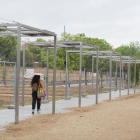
[63,42,99,107]
[66,50,121,104]
[95,56,138,95]
[0,22,57,124]
[22,41,99,108]
[111,57,140,94]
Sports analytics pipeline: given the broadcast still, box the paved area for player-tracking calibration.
[0,88,139,130]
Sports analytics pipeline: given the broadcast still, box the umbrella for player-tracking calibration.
[23,73,44,80]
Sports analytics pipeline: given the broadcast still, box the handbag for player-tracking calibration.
[37,87,46,99]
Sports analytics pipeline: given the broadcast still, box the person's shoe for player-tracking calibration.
[32,109,35,114]
[37,109,41,112]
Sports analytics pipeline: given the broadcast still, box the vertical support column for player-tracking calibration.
[92,56,94,94]
[60,72,61,85]
[139,68,140,92]
[96,48,99,104]
[128,57,130,95]
[134,59,136,93]
[22,43,25,106]
[4,61,5,85]
[65,52,68,99]
[119,55,122,97]
[116,62,117,90]
[46,49,49,101]
[42,48,49,103]
[44,67,47,98]
[109,52,112,100]
[14,65,16,106]
[101,59,103,93]
[84,68,86,95]
[122,61,124,89]
[15,23,21,124]
[66,68,70,98]
[106,71,108,91]
[114,72,116,91]
[65,52,71,100]
[79,42,82,107]
[52,36,57,114]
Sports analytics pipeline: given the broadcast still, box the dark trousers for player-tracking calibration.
[32,91,41,110]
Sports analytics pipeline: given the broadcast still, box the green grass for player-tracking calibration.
[125,93,140,99]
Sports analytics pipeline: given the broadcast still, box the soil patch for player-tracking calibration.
[0,93,140,140]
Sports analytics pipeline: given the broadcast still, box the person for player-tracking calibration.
[31,75,43,114]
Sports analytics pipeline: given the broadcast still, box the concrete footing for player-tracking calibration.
[65,96,71,100]
[8,105,15,109]
[82,94,87,97]
[41,100,49,103]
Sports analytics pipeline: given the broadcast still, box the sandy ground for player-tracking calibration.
[0,93,140,140]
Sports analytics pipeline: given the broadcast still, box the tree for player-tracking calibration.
[0,37,17,61]
[115,41,140,86]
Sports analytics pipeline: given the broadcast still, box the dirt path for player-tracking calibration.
[1,93,140,140]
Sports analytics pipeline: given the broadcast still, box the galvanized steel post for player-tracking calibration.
[22,43,25,106]
[109,52,112,100]
[119,55,121,97]
[79,42,82,107]
[96,48,99,104]
[65,52,68,99]
[45,48,49,101]
[134,59,136,93]
[15,23,21,124]
[84,68,86,95]
[106,71,108,91]
[122,62,124,89]
[116,62,117,90]
[52,36,57,114]
[44,67,47,96]
[14,65,16,106]
[128,57,130,95]
[92,56,94,94]
[101,59,103,93]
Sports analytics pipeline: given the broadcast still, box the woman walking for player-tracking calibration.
[31,75,43,114]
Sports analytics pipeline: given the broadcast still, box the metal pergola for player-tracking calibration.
[93,56,138,95]
[66,50,121,104]
[0,22,57,124]
[22,41,99,108]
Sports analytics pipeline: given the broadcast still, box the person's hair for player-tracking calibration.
[31,75,40,87]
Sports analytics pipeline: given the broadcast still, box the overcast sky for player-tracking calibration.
[0,0,140,48]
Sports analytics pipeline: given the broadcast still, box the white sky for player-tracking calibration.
[0,0,140,48]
